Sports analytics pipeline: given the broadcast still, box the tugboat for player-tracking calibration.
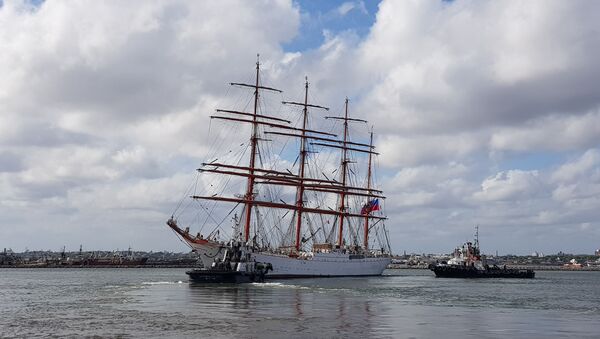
[186,242,273,283]
[430,227,534,279]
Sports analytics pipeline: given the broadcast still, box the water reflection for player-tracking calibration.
[185,281,380,337]
[118,271,600,338]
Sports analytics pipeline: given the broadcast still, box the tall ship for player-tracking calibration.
[430,227,534,279]
[167,56,392,278]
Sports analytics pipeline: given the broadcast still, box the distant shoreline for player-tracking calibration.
[0,265,197,269]
[388,264,600,271]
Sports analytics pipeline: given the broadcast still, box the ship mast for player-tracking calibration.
[324,99,370,247]
[242,56,261,243]
[337,98,350,247]
[193,69,389,251]
[203,55,283,244]
[294,79,309,251]
[363,128,374,249]
[282,78,329,251]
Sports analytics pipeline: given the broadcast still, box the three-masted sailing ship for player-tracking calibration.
[167,57,392,277]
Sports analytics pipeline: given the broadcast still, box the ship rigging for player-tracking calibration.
[168,56,391,277]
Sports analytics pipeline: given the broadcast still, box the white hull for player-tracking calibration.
[251,252,391,278]
[189,242,224,268]
[185,240,390,278]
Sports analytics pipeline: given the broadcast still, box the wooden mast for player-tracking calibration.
[323,99,370,248]
[188,58,282,246]
[294,78,309,251]
[363,128,374,249]
[242,55,261,243]
[192,65,391,253]
[282,78,328,251]
[337,98,350,247]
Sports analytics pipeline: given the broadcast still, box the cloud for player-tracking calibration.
[2,0,600,254]
[0,151,24,172]
[329,0,600,253]
[490,110,600,152]
[473,170,544,202]
[550,150,600,219]
[378,133,481,167]
[551,149,600,183]
[356,0,600,136]
[0,0,301,251]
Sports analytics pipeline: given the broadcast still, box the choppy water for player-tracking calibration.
[1,268,599,338]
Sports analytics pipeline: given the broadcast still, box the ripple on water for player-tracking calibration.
[1,269,600,338]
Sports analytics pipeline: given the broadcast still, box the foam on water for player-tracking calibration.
[141,281,185,285]
[252,281,312,290]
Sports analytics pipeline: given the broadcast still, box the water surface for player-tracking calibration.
[1,268,599,338]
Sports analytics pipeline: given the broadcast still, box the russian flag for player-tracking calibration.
[361,199,380,215]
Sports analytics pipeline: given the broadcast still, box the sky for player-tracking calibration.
[1,0,600,255]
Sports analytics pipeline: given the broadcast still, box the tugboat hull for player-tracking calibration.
[431,265,535,279]
[186,269,267,283]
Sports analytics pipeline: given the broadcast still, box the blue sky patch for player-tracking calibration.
[284,0,381,52]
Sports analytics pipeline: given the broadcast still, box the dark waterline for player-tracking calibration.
[1,269,599,338]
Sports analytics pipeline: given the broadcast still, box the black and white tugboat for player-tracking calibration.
[186,242,272,283]
[430,227,534,279]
